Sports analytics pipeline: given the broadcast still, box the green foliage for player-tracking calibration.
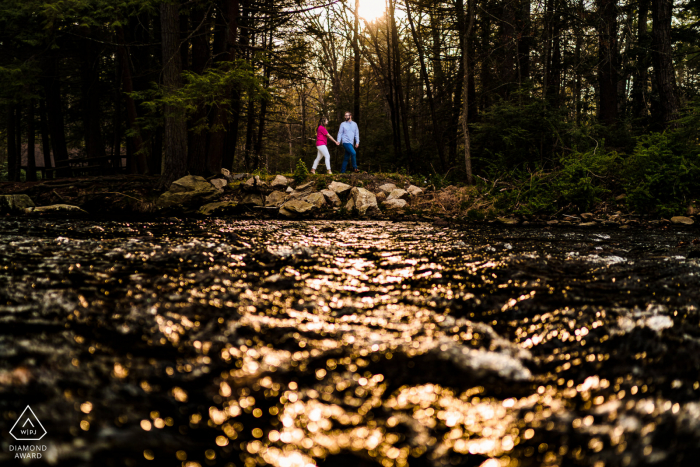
[622,132,700,216]
[293,158,309,183]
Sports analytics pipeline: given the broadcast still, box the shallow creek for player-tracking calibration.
[1,219,699,467]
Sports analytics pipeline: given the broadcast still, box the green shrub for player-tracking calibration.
[622,132,700,216]
[293,158,309,184]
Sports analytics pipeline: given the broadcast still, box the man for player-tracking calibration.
[337,111,360,173]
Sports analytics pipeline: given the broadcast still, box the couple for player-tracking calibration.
[311,111,360,174]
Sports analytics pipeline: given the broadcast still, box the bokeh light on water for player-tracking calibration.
[1,219,699,466]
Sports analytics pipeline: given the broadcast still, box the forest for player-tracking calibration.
[1,0,700,213]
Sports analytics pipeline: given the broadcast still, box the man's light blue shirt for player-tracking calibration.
[337,121,359,145]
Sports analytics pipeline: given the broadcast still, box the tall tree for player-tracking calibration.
[597,0,619,125]
[354,0,361,124]
[160,1,188,187]
[651,0,678,125]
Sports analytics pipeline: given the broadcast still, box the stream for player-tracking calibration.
[1,219,699,467]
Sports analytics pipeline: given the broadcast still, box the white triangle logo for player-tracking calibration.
[9,406,47,441]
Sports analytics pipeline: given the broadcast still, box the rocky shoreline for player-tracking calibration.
[0,173,698,229]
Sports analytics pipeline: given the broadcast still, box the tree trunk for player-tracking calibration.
[462,0,476,184]
[42,57,70,177]
[116,26,147,173]
[406,0,446,170]
[159,1,188,187]
[517,0,531,82]
[254,29,273,168]
[353,0,361,123]
[26,100,37,181]
[80,28,106,162]
[651,0,678,125]
[390,0,412,165]
[7,105,18,181]
[632,0,650,119]
[39,99,53,171]
[189,5,211,175]
[597,0,618,125]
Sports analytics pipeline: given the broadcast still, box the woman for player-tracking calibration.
[311,117,340,174]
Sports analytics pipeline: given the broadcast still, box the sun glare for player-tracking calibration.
[359,0,385,22]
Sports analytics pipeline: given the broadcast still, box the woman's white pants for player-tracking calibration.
[312,145,331,171]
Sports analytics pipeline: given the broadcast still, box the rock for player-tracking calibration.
[271,175,289,188]
[241,193,264,206]
[286,186,294,194]
[220,168,232,181]
[243,176,268,191]
[387,189,409,201]
[671,216,695,225]
[497,217,519,225]
[199,201,238,216]
[615,194,627,201]
[266,191,289,207]
[375,192,387,203]
[328,181,352,197]
[210,178,228,192]
[382,199,407,211]
[579,222,597,227]
[320,189,342,208]
[581,212,594,220]
[347,187,380,216]
[0,194,35,213]
[546,220,559,225]
[170,175,216,194]
[304,192,327,209]
[279,199,316,218]
[232,173,249,180]
[290,181,316,199]
[156,190,218,209]
[29,204,88,214]
[407,185,424,197]
[378,183,397,194]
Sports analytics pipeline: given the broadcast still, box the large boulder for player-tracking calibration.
[271,175,289,189]
[220,168,233,181]
[199,201,238,216]
[290,181,316,199]
[346,187,380,216]
[279,199,316,218]
[157,190,217,209]
[320,189,342,208]
[243,176,268,191]
[304,192,327,209]
[382,199,408,211]
[328,181,352,197]
[28,204,88,215]
[241,193,264,206]
[407,185,424,197]
[378,183,397,194]
[210,178,228,192]
[266,191,289,207]
[0,194,35,214]
[671,216,695,225]
[387,188,408,201]
[170,175,217,194]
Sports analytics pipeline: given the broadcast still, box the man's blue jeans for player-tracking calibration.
[340,143,357,173]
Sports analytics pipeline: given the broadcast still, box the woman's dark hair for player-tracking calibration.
[317,116,328,130]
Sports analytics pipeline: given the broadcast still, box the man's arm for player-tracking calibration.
[337,124,344,143]
[354,123,360,145]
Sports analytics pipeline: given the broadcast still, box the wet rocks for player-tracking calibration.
[279,199,315,218]
[671,216,695,225]
[271,175,289,189]
[321,189,342,208]
[328,181,352,197]
[170,175,216,194]
[290,181,316,199]
[0,194,35,213]
[243,176,268,191]
[497,217,519,225]
[266,191,289,207]
[198,201,238,216]
[346,187,380,216]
